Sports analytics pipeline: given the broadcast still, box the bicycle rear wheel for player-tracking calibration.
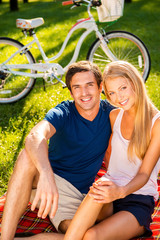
[0,37,36,104]
[87,31,151,82]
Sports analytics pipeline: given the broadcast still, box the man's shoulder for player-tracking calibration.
[56,100,73,108]
[49,100,74,114]
[44,100,74,129]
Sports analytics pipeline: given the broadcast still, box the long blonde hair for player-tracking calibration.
[103,61,156,161]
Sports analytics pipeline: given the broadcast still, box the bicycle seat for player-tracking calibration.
[16,18,44,29]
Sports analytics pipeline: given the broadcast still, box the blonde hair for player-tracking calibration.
[103,61,156,161]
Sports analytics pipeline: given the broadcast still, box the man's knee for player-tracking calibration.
[58,219,72,233]
[15,148,36,175]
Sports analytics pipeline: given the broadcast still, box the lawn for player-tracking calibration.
[0,0,160,195]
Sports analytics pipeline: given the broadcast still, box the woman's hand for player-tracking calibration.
[89,180,124,203]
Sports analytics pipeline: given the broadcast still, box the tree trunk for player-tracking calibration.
[23,0,28,3]
[125,0,132,2]
[10,0,18,11]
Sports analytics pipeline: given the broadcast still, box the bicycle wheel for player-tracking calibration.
[0,37,36,104]
[87,31,151,82]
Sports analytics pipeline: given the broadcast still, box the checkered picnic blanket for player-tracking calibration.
[0,165,160,239]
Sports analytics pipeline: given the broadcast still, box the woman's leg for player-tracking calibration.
[96,202,113,223]
[64,194,102,240]
[64,193,112,240]
[83,210,145,240]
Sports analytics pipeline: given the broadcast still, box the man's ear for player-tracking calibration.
[99,82,103,93]
[69,90,73,99]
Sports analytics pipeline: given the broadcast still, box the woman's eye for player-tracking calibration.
[121,86,127,91]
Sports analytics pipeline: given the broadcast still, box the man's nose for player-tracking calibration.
[81,87,88,96]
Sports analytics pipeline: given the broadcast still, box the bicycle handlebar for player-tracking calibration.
[62,0,74,6]
[62,0,101,7]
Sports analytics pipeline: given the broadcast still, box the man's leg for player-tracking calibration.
[0,233,64,240]
[15,233,64,240]
[48,174,85,235]
[58,219,72,233]
[1,149,38,240]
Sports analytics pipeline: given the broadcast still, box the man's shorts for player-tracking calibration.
[30,174,85,232]
[113,194,155,237]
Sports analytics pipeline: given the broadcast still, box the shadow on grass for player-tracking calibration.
[0,104,33,195]
[0,0,159,71]
[0,0,159,130]
[0,0,159,142]
[0,0,159,194]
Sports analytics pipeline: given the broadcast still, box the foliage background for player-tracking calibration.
[0,0,160,195]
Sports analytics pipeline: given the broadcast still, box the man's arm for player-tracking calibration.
[25,120,58,219]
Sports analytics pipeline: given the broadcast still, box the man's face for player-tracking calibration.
[70,71,102,118]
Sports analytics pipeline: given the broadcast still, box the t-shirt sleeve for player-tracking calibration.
[44,103,68,131]
[103,99,115,112]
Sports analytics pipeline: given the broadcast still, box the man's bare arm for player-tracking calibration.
[25,120,58,219]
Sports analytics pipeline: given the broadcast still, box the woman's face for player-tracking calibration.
[106,77,136,111]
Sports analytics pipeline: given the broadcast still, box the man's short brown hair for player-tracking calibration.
[65,61,102,91]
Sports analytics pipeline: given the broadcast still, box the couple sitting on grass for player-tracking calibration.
[1,60,160,240]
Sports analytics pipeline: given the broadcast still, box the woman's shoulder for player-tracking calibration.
[109,108,121,129]
[151,111,160,137]
[152,111,160,127]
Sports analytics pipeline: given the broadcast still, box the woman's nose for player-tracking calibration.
[116,91,123,101]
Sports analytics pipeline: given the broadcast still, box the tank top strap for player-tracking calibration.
[151,112,160,129]
[113,109,124,131]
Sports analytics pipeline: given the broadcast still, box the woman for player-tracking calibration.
[64,61,160,240]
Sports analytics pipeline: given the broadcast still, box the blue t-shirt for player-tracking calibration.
[44,100,113,194]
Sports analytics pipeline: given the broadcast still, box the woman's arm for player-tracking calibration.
[103,134,112,169]
[103,109,119,169]
[122,117,160,197]
[89,118,160,203]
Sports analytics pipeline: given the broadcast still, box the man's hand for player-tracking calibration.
[31,171,59,219]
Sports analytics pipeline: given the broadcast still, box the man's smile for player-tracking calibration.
[81,97,92,102]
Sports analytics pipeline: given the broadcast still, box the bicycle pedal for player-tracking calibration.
[0,71,10,81]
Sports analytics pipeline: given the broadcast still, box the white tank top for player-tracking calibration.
[101,109,160,200]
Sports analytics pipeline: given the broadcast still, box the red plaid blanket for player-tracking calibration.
[0,165,160,239]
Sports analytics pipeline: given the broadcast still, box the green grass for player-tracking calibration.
[0,0,160,196]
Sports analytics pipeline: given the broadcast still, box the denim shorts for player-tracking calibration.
[113,194,155,237]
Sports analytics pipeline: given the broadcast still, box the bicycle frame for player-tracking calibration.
[0,1,117,86]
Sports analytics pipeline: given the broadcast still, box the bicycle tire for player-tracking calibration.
[0,37,36,104]
[87,30,151,82]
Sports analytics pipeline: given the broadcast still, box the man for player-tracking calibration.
[1,61,113,240]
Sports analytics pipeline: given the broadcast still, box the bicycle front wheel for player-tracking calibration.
[0,37,36,104]
[87,31,151,82]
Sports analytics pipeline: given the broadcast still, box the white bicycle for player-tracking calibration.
[0,0,151,104]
